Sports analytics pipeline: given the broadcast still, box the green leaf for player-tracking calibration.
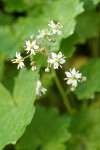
[75,10,100,39]
[0,69,39,149]
[75,59,100,99]
[61,33,80,58]
[83,0,100,10]
[67,104,100,150]
[16,106,71,150]
[3,0,36,12]
[0,12,13,25]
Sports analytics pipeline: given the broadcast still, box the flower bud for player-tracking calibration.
[31,66,37,71]
[45,67,50,72]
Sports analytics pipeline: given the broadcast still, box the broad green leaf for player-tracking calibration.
[76,59,100,99]
[67,104,100,150]
[83,0,100,10]
[75,10,100,39]
[0,26,22,58]
[0,12,13,25]
[16,106,71,150]
[0,69,39,150]
[61,33,80,58]
[3,0,36,12]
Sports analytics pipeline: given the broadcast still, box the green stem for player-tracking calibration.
[23,55,31,60]
[52,69,73,115]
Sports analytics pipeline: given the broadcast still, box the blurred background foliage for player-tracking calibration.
[0,0,100,150]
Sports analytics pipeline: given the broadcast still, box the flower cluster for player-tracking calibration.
[11,20,86,96]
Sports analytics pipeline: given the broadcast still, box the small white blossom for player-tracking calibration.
[11,52,25,69]
[37,29,51,38]
[65,68,82,88]
[48,20,63,35]
[47,52,66,69]
[25,40,39,55]
[36,80,47,96]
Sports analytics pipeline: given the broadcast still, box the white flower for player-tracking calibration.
[25,40,39,55]
[36,80,47,96]
[47,52,66,69]
[48,20,63,35]
[65,68,82,88]
[37,29,51,38]
[11,52,25,69]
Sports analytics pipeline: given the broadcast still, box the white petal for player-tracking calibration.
[31,50,35,55]
[52,29,57,34]
[76,73,82,78]
[34,45,39,50]
[32,40,36,45]
[54,62,59,69]
[48,58,55,64]
[67,79,73,85]
[37,80,41,88]
[60,58,65,64]
[26,40,30,46]
[72,80,77,87]
[65,72,71,78]
[41,88,47,94]
[57,30,62,35]
[58,52,62,58]
[51,52,57,59]
[16,52,21,59]
[71,68,76,75]
[48,21,55,28]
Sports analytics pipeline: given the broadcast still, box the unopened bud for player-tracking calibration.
[81,76,87,82]
[31,66,37,71]
[45,67,50,72]
[71,86,75,92]
[30,34,34,39]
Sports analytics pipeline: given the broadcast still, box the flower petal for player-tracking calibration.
[76,73,82,78]
[51,52,57,59]
[58,52,62,58]
[65,72,71,77]
[54,62,59,69]
[60,58,66,64]
[48,58,55,64]
[71,68,76,75]
[72,80,77,87]
[67,79,73,85]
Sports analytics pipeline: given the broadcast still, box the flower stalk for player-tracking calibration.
[52,69,73,115]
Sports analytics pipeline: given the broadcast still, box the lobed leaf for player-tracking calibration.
[0,69,39,149]
[76,59,100,99]
[16,106,71,150]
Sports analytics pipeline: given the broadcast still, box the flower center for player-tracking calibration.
[54,25,58,29]
[70,75,76,80]
[16,59,21,63]
[55,57,60,62]
[29,44,34,49]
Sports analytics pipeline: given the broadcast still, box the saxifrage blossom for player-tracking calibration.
[47,52,66,69]
[11,52,25,69]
